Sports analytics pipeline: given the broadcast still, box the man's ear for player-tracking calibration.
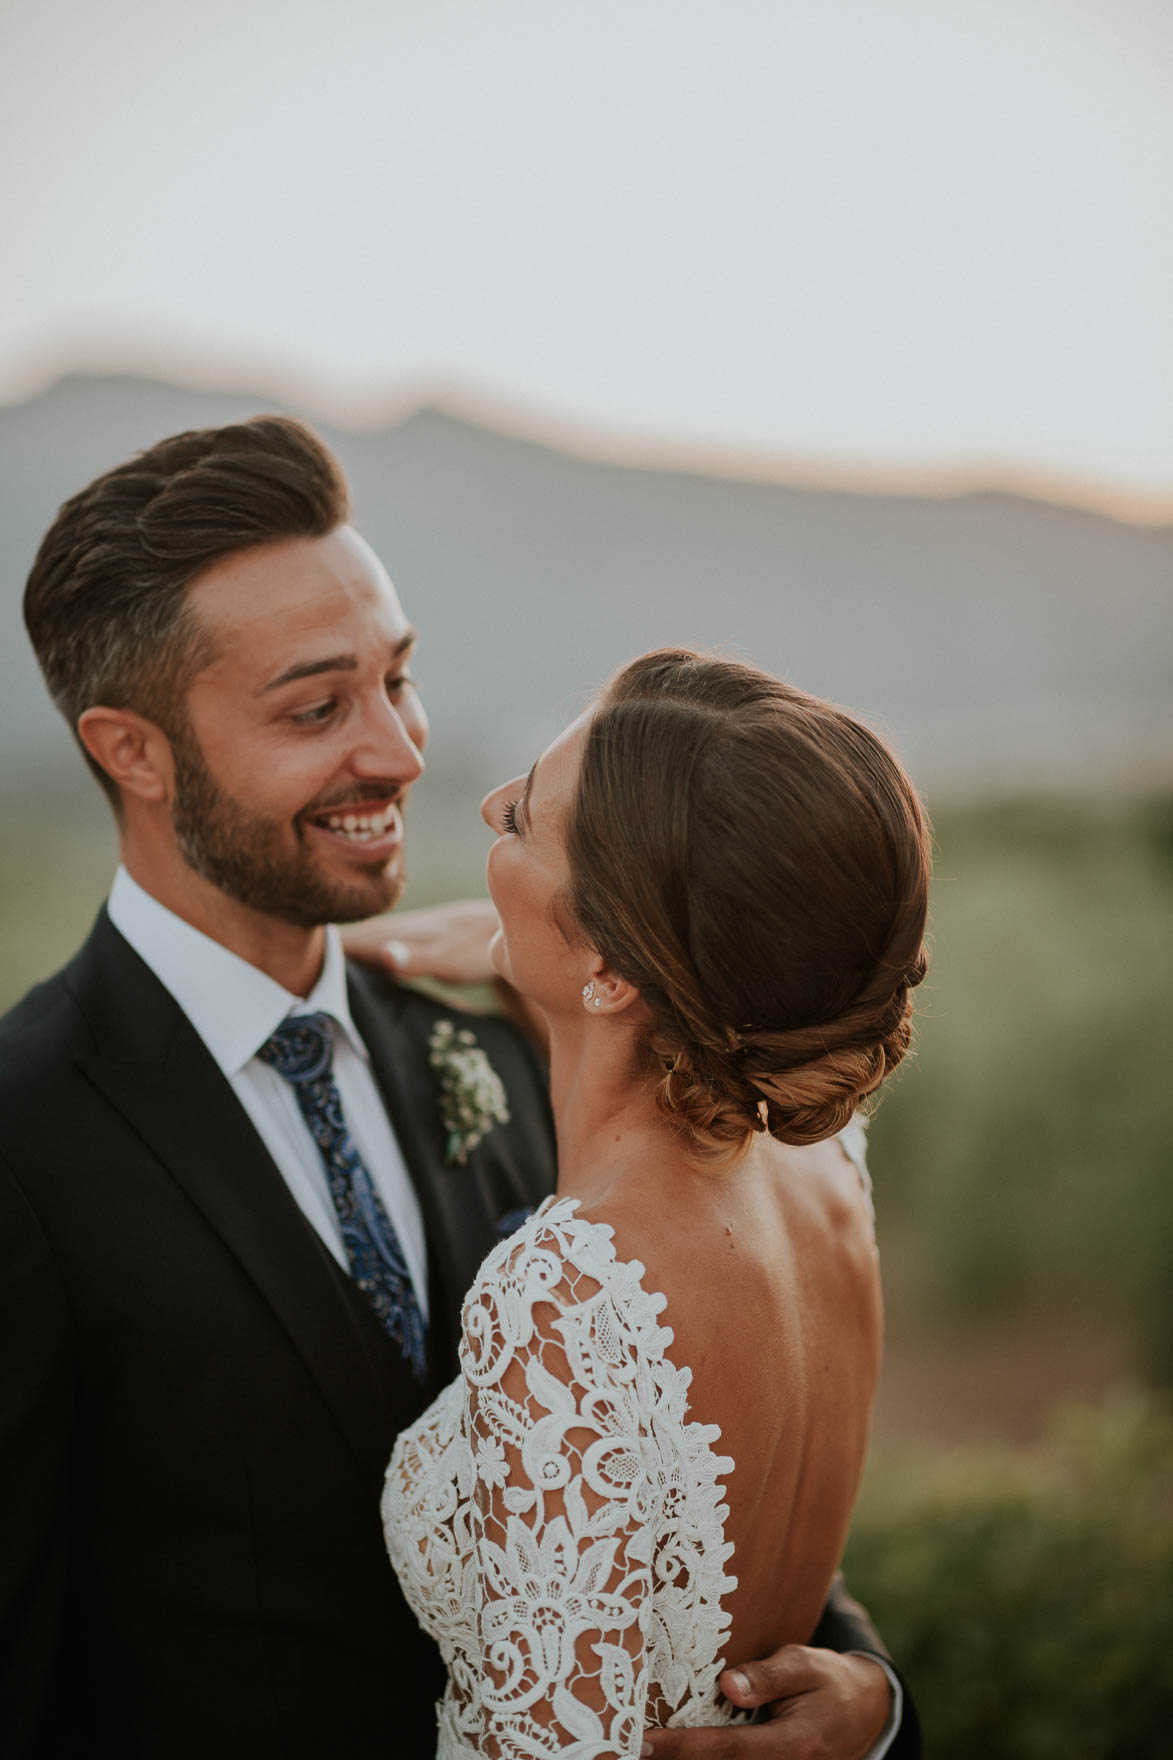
[77,706,174,806]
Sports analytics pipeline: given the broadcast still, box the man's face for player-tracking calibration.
[172,525,427,928]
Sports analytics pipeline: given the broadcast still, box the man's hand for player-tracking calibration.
[642,1647,892,1760]
[340,900,500,985]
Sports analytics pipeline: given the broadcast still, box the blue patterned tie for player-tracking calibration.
[258,1012,428,1381]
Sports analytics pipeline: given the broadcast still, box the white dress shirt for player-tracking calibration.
[107,866,428,1319]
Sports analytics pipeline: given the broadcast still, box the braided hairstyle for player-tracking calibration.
[564,650,930,1158]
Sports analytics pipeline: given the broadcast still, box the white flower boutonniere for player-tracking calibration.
[428,1019,511,1165]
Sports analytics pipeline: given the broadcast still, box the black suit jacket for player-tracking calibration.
[0,911,918,1757]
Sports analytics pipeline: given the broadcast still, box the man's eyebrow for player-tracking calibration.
[518,760,538,833]
[259,655,358,694]
[258,629,418,696]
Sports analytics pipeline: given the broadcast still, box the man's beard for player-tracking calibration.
[169,722,406,929]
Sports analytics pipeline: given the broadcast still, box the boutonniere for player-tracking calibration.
[428,1019,511,1165]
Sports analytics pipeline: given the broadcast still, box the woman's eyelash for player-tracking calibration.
[501,798,521,834]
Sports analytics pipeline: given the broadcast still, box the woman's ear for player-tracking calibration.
[581,965,644,1019]
[77,706,174,806]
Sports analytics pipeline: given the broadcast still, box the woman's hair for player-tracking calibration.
[564,649,931,1160]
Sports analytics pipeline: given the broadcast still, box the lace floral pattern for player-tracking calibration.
[383,1197,744,1757]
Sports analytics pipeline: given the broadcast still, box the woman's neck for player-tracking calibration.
[545,1012,672,1201]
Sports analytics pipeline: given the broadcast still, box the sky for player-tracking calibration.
[2,0,1171,503]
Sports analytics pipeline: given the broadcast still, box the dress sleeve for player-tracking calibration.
[456,1223,657,1758]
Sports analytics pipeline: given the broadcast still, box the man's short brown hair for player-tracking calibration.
[23,415,351,802]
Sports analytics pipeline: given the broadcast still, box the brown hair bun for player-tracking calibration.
[565,649,931,1161]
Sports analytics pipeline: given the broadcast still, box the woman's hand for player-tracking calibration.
[340,899,501,985]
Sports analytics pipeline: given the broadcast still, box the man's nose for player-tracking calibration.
[352,700,426,784]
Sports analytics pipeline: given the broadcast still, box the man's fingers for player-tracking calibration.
[718,1645,819,1707]
[385,938,411,970]
[648,1652,892,1760]
[642,1719,805,1760]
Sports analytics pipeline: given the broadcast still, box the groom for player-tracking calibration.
[1,416,916,1757]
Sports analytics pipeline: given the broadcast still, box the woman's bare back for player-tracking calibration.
[579,1128,882,1663]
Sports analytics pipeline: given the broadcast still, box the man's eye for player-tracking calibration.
[501,798,521,835]
[387,672,418,696]
[291,700,337,726]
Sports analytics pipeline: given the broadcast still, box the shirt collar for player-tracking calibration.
[106,865,368,1078]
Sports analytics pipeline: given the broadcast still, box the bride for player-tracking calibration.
[381,648,930,1756]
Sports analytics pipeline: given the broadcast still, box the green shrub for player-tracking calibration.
[868,796,1173,1383]
[844,1393,1173,1758]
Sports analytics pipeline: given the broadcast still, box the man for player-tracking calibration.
[0,417,917,1756]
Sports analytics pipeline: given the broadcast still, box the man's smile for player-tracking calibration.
[302,797,403,854]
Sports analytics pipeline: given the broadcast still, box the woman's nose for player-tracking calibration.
[481,779,520,830]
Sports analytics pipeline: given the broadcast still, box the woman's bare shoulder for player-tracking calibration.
[572,1133,878,1351]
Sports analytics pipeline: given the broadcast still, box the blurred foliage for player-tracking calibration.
[846,1390,1173,1758]
[865,794,1173,1386]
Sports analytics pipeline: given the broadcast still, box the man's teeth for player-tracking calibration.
[320,805,397,842]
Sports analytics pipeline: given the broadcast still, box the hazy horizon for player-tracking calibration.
[4,357,1172,531]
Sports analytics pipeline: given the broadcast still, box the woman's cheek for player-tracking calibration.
[485,846,524,952]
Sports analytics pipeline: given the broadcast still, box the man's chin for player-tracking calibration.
[218,854,405,932]
[319,858,405,925]
[313,872,405,929]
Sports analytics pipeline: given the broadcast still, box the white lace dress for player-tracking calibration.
[382,1124,873,1758]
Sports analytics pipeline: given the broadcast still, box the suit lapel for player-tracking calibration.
[69,913,405,1485]
[346,966,560,1386]
[345,965,464,1380]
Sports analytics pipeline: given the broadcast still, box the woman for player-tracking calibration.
[381,649,930,1754]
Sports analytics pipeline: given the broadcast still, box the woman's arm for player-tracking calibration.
[457,1240,654,1754]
